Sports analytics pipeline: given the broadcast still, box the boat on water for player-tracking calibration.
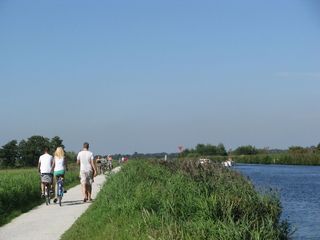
[222,158,234,167]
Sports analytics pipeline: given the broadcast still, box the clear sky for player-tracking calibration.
[1,0,320,154]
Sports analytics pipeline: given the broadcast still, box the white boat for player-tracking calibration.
[222,159,233,167]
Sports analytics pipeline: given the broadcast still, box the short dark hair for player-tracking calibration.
[44,146,49,152]
[83,142,89,149]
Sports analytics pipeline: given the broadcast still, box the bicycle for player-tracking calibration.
[56,175,64,206]
[44,182,51,205]
[40,173,52,205]
[107,161,113,171]
[100,159,108,174]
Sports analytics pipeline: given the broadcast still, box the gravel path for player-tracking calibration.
[0,166,121,240]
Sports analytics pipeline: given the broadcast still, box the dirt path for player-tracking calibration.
[0,166,121,240]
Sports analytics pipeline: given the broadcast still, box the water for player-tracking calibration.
[234,164,320,240]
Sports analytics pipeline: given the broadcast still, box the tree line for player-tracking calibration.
[0,135,76,168]
[180,143,320,157]
[2,136,320,167]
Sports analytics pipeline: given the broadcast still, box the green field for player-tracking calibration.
[0,164,80,226]
[62,160,290,240]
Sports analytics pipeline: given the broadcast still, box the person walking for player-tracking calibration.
[77,142,97,202]
[107,154,113,171]
[38,146,53,198]
[52,147,68,203]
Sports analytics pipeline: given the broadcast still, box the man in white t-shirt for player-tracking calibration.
[77,142,97,202]
[38,147,53,198]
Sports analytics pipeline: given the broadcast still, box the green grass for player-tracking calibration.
[61,160,290,240]
[233,153,320,165]
[0,164,80,226]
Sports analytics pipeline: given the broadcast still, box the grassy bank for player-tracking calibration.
[0,164,80,226]
[233,153,320,165]
[62,160,290,240]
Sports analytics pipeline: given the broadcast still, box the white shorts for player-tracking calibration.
[80,170,93,185]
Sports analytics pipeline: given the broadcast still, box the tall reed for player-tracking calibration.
[233,153,320,165]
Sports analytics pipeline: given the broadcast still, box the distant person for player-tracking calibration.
[77,142,97,202]
[107,155,113,171]
[52,147,68,203]
[38,147,53,198]
[96,156,102,175]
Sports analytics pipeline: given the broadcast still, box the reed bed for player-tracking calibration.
[233,153,320,165]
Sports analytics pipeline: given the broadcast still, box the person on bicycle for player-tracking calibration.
[107,155,113,170]
[52,147,68,203]
[38,146,53,198]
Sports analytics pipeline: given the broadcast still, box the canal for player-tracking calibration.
[235,164,320,239]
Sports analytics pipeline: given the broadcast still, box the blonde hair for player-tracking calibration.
[54,147,65,159]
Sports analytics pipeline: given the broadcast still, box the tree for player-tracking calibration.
[65,151,77,164]
[288,146,307,154]
[190,143,227,156]
[50,136,65,154]
[19,136,50,166]
[0,140,19,167]
[234,145,258,155]
[217,143,227,156]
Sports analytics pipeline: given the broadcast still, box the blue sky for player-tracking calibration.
[1,0,320,154]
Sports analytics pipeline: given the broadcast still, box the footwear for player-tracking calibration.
[89,198,93,202]
[53,198,57,204]
[83,198,87,203]
[41,193,45,198]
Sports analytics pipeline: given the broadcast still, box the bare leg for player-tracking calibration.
[53,177,57,199]
[87,184,92,200]
[41,182,45,194]
[82,183,88,201]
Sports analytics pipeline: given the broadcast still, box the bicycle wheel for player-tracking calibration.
[45,185,50,205]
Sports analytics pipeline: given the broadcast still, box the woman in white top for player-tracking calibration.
[52,147,68,203]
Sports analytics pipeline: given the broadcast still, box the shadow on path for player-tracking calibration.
[61,200,86,206]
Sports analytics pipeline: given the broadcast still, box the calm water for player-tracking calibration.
[235,164,320,240]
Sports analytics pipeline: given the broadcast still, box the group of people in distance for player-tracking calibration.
[38,142,97,203]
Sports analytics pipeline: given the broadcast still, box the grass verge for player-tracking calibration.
[0,164,79,226]
[62,160,290,240]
